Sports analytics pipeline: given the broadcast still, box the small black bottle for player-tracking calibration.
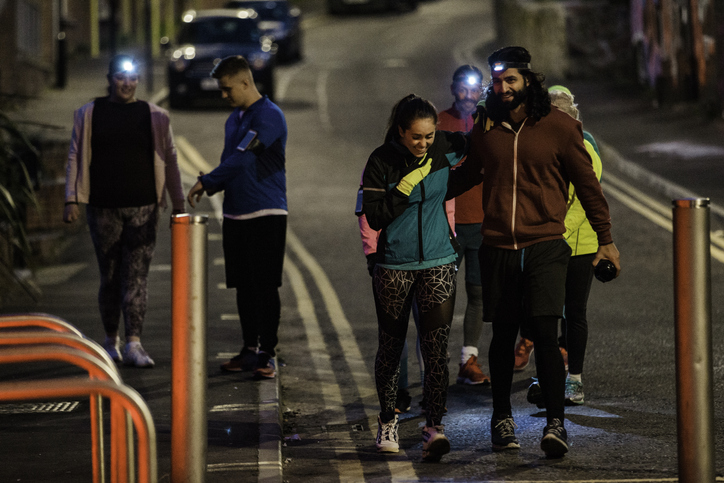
[594,259,616,283]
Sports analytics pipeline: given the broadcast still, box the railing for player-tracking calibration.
[0,334,119,482]
[0,378,157,483]
[0,313,157,483]
[0,312,84,336]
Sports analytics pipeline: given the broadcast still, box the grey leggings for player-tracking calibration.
[86,204,159,339]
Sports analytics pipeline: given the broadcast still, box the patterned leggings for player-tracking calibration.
[86,204,159,339]
[372,263,456,426]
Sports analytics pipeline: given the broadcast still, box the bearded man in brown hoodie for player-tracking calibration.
[448,46,621,458]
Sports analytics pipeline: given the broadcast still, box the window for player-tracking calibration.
[16,0,42,57]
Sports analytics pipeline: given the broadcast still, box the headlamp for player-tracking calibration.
[465,75,481,87]
[491,61,531,72]
[109,55,138,76]
[453,73,482,86]
[121,61,136,74]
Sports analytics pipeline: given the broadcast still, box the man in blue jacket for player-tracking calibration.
[187,55,288,379]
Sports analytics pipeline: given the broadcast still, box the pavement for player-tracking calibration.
[4,20,724,483]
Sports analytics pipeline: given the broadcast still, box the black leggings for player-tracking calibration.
[236,286,280,356]
[372,263,456,426]
[560,253,595,375]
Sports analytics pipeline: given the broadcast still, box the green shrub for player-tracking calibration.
[0,110,40,262]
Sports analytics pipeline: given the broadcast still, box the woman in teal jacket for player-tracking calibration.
[359,94,467,461]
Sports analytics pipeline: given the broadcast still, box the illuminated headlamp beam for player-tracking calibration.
[465,75,480,86]
[121,61,136,73]
[491,61,531,72]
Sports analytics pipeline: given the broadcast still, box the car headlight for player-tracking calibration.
[170,47,195,72]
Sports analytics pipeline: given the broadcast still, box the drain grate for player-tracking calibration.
[0,401,80,414]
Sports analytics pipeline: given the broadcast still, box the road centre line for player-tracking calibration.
[176,136,216,174]
[602,177,724,264]
[605,170,724,252]
[604,172,671,219]
[316,69,332,132]
[285,230,418,479]
[284,255,367,478]
[602,182,672,231]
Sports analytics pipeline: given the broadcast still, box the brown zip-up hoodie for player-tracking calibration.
[448,107,612,250]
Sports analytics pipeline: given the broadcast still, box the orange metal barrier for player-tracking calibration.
[0,313,83,336]
[0,332,121,482]
[0,316,155,483]
[0,378,157,483]
[0,330,118,369]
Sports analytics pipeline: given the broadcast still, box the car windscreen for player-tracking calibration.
[227,2,289,21]
[178,18,261,44]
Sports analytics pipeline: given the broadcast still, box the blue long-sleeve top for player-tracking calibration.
[200,96,287,217]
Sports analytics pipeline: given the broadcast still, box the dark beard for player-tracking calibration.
[485,87,528,123]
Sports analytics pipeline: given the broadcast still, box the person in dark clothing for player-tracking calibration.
[187,55,288,380]
[64,55,186,368]
[448,46,621,458]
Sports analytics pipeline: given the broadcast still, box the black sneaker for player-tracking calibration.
[491,415,520,451]
[395,388,412,414]
[221,347,257,372]
[253,351,276,379]
[526,379,545,409]
[540,418,569,457]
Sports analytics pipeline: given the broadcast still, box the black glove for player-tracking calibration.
[366,253,382,277]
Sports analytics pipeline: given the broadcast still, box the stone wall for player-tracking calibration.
[493,0,633,83]
[494,0,569,80]
[25,138,79,264]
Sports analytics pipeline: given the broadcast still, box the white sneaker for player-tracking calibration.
[122,342,155,368]
[102,336,123,363]
[422,424,450,461]
[375,415,399,453]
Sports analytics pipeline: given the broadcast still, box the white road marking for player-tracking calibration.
[149,264,170,272]
[286,229,418,479]
[603,172,724,263]
[316,69,332,132]
[176,135,216,173]
[285,256,367,478]
[209,403,258,412]
[34,263,87,285]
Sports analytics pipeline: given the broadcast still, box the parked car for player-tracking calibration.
[167,9,276,108]
[224,0,302,62]
[327,0,418,14]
